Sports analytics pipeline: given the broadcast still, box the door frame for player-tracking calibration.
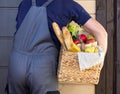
[115,0,120,94]
[95,0,115,94]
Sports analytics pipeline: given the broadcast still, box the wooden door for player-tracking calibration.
[96,0,115,94]
[116,0,120,94]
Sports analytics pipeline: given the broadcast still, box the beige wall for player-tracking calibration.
[75,0,96,18]
[59,84,95,94]
[59,0,96,94]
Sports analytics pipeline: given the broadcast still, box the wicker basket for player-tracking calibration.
[57,49,103,85]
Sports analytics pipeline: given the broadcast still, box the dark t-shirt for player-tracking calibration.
[16,0,91,50]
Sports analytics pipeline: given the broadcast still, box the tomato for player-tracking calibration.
[79,34,87,43]
[73,39,80,44]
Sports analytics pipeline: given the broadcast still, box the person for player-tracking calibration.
[7,0,108,94]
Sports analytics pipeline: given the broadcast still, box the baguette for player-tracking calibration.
[52,22,67,50]
[62,27,81,52]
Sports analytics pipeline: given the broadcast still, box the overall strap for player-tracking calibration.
[32,0,36,6]
[42,0,53,7]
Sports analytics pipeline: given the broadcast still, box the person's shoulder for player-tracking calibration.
[72,1,84,9]
[49,0,73,10]
[54,0,73,5]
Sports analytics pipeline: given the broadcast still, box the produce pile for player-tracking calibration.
[52,21,99,53]
[66,21,98,53]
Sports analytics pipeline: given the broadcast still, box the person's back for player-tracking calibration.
[8,0,107,94]
[8,0,60,94]
[16,0,91,50]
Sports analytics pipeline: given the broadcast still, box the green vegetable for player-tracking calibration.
[67,24,76,37]
[72,36,77,40]
[67,21,83,38]
[67,21,77,37]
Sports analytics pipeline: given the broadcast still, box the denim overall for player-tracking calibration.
[8,0,59,94]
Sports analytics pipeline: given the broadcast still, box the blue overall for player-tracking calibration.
[8,0,59,94]
[16,0,91,50]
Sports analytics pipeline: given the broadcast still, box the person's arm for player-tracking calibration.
[83,18,108,54]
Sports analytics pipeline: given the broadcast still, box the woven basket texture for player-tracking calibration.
[58,49,103,84]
